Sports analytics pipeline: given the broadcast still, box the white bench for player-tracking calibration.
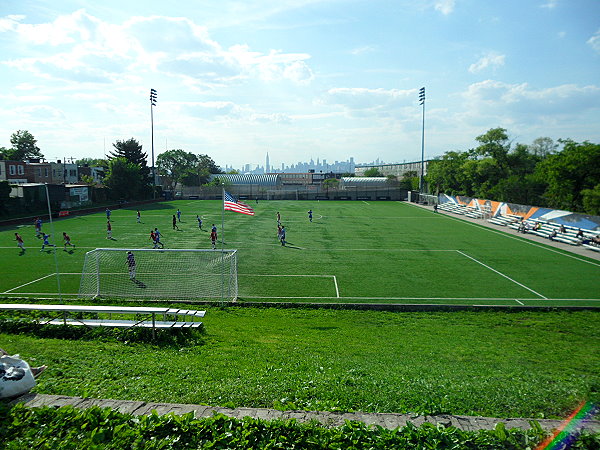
[583,244,600,252]
[0,304,205,338]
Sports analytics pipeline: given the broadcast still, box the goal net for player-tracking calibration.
[79,248,238,301]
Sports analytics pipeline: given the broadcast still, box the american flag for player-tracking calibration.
[224,191,255,216]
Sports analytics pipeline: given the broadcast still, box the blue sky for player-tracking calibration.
[1,0,599,170]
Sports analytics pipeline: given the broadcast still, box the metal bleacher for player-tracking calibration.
[439,201,600,254]
[486,214,600,251]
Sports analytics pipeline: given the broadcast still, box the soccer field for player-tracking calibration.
[0,200,599,307]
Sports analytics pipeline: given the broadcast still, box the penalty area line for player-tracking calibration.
[456,250,547,299]
[3,273,56,294]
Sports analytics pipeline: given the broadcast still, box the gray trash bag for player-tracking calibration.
[0,354,36,399]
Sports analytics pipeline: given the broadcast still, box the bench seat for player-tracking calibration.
[43,319,203,329]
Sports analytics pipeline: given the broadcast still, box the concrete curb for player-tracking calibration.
[9,393,600,433]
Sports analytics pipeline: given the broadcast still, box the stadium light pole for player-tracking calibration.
[419,87,426,193]
[150,88,157,199]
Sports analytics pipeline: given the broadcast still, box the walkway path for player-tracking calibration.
[9,393,600,433]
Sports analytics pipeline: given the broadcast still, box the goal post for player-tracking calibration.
[79,248,238,301]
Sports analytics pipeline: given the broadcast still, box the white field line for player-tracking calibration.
[333,275,340,298]
[456,250,548,299]
[3,273,56,294]
[2,291,598,302]
[403,202,600,267]
[239,274,335,277]
[239,295,600,301]
[515,299,525,305]
[363,201,370,205]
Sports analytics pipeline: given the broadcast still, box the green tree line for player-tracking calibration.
[426,128,600,215]
[1,130,223,204]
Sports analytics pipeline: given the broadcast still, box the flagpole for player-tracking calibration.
[221,187,225,251]
[221,187,225,306]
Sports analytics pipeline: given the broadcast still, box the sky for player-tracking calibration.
[1,0,599,170]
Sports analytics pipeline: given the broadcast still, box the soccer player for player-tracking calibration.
[15,233,25,252]
[150,230,157,248]
[106,220,112,239]
[308,210,313,222]
[280,226,286,246]
[210,228,217,249]
[136,210,141,223]
[276,211,281,226]
[177,209,182,222]
[106,208,111,220]
[63,232,75,250]
[277,224,282,241]
[40,233,55,251]
[197,215,202,229]
[35,217,42,237]
[126,251,136,280]
[172,214,179,230]
[154,228,164,248]
[211,224,217,233]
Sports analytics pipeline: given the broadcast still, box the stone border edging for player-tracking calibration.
[8,393,600,433]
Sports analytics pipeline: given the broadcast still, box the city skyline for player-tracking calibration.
[1,1,599,167]
[224,154,358,174]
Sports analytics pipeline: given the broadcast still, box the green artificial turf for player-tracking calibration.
[0,200,599,305]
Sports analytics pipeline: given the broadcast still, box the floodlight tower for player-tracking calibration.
[150,88,157,199]
[419,87,426,193]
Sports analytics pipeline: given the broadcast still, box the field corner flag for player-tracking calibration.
[224,191,255,216]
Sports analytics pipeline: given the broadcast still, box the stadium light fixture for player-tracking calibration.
[419,87,425,193]
[150,89,157,198]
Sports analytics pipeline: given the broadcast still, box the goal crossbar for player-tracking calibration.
[79,248,238,301]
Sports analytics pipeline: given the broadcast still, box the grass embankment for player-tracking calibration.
[2,308,599,419]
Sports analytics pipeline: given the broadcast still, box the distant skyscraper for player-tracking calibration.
[266,152,270,173]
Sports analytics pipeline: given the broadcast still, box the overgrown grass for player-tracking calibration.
[6,403,591,450]
[2,308,599,419]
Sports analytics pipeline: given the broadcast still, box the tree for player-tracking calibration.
[0,130,44,161]
[582,185,600,215]
[363,167,383,177]
[385,175,399,186]
[536,140,600,212]
[80,175,96,186]
[156,149,199,190]
[103,157,146,200]
[425,151,471,195]
[323,178,340,189]
[529,137,557,158]
[76,158,108,167]
[109,138,151,197]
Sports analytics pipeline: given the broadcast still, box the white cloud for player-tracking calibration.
[468,52,505,73]
[0,10,315,87]
[434,0,456,15]
[540,0,558,9]
[349,45,377,55]
[321,87,415,117]
[587,29,600,54]
[462,80,600,121]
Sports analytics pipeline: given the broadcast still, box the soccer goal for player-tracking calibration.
[79,248,238,301]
